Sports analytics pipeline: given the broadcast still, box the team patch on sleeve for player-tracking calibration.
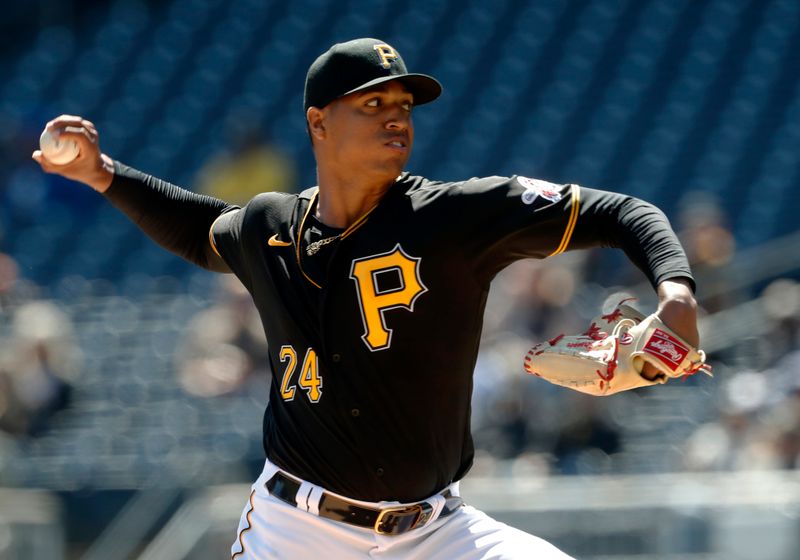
[517,176,565,205]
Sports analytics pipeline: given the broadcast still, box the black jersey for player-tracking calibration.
[104,164,691,501]
[206,173,693,502]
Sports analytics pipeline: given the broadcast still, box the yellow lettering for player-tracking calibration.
[350,244,427,351]
[279,345,297,401]
[278,345,323,403]
[373,44,398,69]
[298,348,322,402]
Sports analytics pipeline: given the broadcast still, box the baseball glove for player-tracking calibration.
[524,299,711,396]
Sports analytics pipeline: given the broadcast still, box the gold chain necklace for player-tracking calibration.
[296,191,382,282]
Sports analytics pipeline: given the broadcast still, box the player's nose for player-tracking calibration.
[385,110,410,131]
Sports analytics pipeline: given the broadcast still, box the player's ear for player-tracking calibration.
[306,107,326,142]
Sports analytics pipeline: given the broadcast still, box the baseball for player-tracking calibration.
[39,128,80,165]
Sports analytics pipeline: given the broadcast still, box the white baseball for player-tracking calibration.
[39,129,80,165]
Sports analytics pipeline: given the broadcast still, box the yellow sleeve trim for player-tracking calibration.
[208,212,227,258]
[548,184,580,256]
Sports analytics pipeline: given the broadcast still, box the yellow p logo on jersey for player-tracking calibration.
[350,244,427,351]
[373,44,398,69]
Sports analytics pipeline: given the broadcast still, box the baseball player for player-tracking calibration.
[34,38,701,559]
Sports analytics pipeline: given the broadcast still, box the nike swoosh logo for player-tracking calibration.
[268,234,292,247]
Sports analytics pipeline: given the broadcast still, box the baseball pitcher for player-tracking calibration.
[34,38,707,559]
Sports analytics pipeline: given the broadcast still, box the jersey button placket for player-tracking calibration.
[332,353,341,363]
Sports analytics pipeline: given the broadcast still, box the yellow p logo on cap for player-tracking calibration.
[373,44,398,69]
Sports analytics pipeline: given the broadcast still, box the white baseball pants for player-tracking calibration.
[230,460,574,559]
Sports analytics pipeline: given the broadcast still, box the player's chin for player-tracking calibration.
[367,153,407,176]
[381,159,408,179]
[382,146,411,167]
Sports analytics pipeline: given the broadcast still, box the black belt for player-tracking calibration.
[265,471,464,536]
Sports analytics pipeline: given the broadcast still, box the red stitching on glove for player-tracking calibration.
[596,368,613,382]
[596,341,619,385]
[609,343,619,376]
[524,351,542,376]
[583,322,606,340]
[681,361,711,380]
[601,309,623,324]
[601,298,637,323]
[548,333,565,346]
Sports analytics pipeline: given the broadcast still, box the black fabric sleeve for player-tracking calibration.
[462,176,693,291]
[103,161,237,273]
[568,187,695,292]
[208,205,253,291]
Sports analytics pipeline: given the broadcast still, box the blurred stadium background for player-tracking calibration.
[1,0,799,558]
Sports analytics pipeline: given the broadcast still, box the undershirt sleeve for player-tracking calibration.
[103,161,237,273]
[568,187,695,292]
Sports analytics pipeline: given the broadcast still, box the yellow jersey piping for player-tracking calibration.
[295,190,380,289]
[208,213,227,258]
[549,184,580,256]
[231,489,255,559]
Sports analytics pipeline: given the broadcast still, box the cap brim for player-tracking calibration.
[340,73,442,106]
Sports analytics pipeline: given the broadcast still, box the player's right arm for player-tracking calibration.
[32,115,232,273]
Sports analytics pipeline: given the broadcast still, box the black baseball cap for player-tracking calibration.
[304,38,442,111]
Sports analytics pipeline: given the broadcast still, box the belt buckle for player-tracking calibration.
[374,503,431,535]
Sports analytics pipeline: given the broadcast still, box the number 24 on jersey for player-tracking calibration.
[278,345,322,403]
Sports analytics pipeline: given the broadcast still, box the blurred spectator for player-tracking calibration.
[683,409,774,471]
[683,370,778,471]
[676,191,736,269]
[763,387,800,470]
[175,275,269,397]
[195,115,296,204]
[475,374,532,460]
[481,258,585,343]
[684,278,800,472]
[0,112,28,201]
[760,279,800,368]
[552,396,621,475]
[0,300,81,437]
[0,253,20,311]
[758,280,800,470]
[675,191,736,312]
[0,368,26,436]
[473,258,621,473]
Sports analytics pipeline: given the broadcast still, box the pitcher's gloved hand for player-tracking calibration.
[524,300,711,396]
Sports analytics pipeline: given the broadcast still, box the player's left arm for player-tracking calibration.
[471,180,696,301]
[566,188,693,290]
[477,181,698,358]
[512,186,704,387]
[459,176,701,384]
[566,187,700,373]
[648,278,698,379]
